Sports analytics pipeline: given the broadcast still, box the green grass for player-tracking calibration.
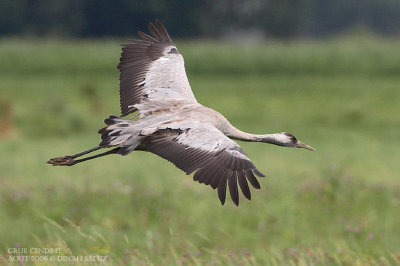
[0,36,400,265]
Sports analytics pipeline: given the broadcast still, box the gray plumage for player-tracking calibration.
[48,20,315,206]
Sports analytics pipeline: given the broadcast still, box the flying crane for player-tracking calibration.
[48,20,315,206]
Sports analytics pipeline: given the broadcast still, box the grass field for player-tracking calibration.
[0,36,400,265]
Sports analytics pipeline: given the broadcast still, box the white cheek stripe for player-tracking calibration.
[271,133,291,144]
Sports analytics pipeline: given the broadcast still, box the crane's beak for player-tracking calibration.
[295,141,315,151]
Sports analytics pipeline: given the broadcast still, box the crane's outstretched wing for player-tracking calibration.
[141,125,265,206]
[118,20,196,116]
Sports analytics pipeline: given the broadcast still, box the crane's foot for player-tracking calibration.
[47,156,77,166]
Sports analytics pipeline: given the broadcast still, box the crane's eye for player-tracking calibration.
[282,132,297,143]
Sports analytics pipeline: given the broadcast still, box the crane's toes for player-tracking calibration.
[47,156,76,166]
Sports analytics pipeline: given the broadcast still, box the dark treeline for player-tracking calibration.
[1,0,399,38]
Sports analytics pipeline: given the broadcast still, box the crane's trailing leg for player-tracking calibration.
[47,146,120,166]
[48,115,140,166]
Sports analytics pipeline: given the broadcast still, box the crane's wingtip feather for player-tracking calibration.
[253,168,266,178]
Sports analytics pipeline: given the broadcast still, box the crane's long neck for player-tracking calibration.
[209,108,290,147]
[225,126,287,146]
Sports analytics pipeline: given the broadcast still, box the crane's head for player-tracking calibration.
[274,132,315,151]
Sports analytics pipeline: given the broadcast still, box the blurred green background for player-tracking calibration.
[1,1,400,265]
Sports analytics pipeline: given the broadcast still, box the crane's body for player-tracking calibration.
[48,20,314,206]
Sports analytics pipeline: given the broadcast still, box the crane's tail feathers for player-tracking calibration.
[99,115,143,155]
